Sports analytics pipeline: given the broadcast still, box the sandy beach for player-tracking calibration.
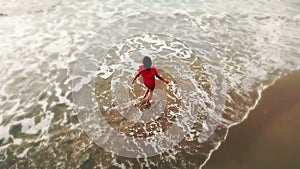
[204,70,300,169]
[1,1,299,168]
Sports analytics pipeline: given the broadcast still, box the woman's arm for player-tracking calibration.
[156,73,170,84]
[131,72,140,84]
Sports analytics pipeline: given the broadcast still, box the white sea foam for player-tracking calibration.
[0,0,299,168]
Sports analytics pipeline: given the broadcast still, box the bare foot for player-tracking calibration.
[143,102,151,109]
[145,101,151,106]
[140,98,147,105]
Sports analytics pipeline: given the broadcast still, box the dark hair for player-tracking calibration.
[143,56,152,70]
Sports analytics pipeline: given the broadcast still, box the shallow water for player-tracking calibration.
[0,0,299,168]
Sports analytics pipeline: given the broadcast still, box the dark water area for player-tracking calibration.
[204,70,300,169]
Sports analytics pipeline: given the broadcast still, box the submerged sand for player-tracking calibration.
[204,70,300,169]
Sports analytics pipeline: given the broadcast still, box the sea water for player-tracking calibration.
[0,0,299,168]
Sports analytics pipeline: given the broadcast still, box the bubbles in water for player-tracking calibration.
[0,0,61,16]
[1,0,299,168]
[73,11,226,158]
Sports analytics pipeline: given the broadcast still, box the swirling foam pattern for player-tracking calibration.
[0,0,299,168]
[74,12,226,160]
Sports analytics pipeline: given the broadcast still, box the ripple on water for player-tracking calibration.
[0,0,62,16]
[73,10,226,167]
[0,0,299,168]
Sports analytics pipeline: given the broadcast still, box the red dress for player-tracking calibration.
[139,65,158,90]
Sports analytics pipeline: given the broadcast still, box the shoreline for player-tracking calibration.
[204,70,300,169]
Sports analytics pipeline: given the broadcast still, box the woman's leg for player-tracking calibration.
[146,89,153,105]
[143,88,150,99]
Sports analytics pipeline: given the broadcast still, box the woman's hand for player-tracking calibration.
[164,79,170,84]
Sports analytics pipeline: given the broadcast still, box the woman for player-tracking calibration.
[131,56,169,105]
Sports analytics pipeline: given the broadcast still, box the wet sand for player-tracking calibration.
[204,70,300,169]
